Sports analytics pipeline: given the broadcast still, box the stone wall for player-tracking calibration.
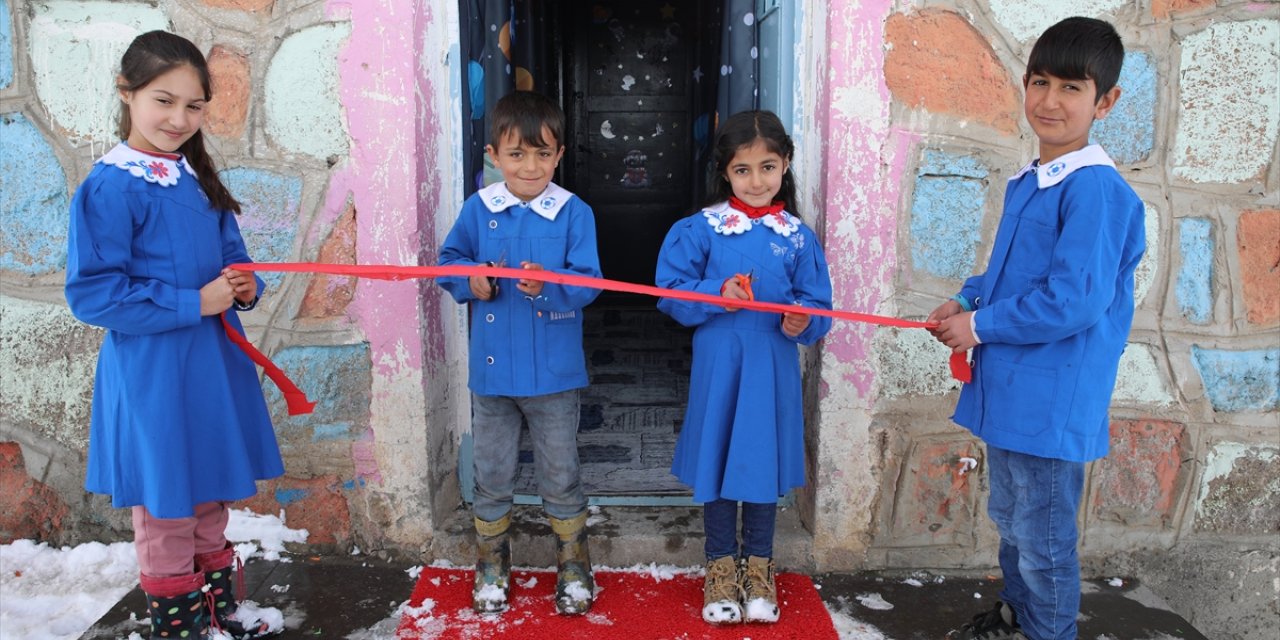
[0,5,1275,631]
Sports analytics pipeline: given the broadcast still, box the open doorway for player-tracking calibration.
[457,0,790,504]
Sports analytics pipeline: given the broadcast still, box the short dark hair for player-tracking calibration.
[489,91,565,149]
[1026,17,1124,102]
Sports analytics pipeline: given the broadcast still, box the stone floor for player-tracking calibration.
[82,553,1209,639]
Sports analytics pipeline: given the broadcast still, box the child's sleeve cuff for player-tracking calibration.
[951,293,974,312]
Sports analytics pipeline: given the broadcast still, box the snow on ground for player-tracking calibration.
[826,595,894,640]
[0,509,307,640]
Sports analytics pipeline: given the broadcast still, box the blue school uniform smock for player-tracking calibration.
[952,145,1145,462]
[656,202,833,503]
[64,143,284,518]
[438,181,602,397]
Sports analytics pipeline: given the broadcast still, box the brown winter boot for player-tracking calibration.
[741,555,780,623]
[139,571,207,639]
[472,513,512,614]
[549,511,594,615]
[194,544,281,638]
[701,555,743,624]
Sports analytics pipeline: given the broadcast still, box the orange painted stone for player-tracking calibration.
[207,45,251,138]
[0,442,70,543]
[1238,209,1280,325]
[201,0,274,12]
[1152,0,1216,20]
[884,9,1020,134]
[298,200,358,319]
[1093,420,1186,527]
[888,439,981,545]
[237,476,350,546]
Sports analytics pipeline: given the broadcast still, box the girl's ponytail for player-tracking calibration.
[180,131,241,215]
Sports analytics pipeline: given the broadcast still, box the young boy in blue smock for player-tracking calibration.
[928,17,1146,640]
[438,91,602,616]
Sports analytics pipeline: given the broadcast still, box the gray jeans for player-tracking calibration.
[471,389,586,521]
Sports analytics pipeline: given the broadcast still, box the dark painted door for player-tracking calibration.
[562,2,708,295]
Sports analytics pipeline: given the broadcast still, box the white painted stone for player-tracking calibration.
[265,23,352,159]
[0,295,101,449]
[1134,202,1160,305]
[1196,441,1278,512]
[1173,20,1280,184]
[988,0,1126,42]
[875,327,962,398]
[28,1,167,144]
[1113,343,1175,407]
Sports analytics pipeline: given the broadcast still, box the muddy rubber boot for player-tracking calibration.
[139,571,207,639]
[195,544,282,638]
[549,511,594,615]
[741,555,780,623]
[701,555,743,624]
[472,513,512,614]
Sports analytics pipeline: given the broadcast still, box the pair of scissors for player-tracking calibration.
[732,269,755,301]
[485,250,506,296]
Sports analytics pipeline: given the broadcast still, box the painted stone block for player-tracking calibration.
[28,1,167,142]
[888,439,981,546]
[0,113,69,274]
[219,167,302,290]
[201,0,275,11]
[1091,51,1156,165]
[0,296,99,449]
[1092,420,1186,527]
[988,0,1126,42]
[884,10,1019,133]
[207,45,251,138]
[1238,209,1279,326]
[264,23,351,159]
[1190,347,1280,413]
[1153,0,1215,20]
[1173,20,1280,184]
[909,150,988,280]
[1176,218,1213,324]
[237,475,350,545]
[0,0,13,90]
[298,199,357,319]
[1195,442,1279,534]
[0,442,70,543]
[264,344,372,438]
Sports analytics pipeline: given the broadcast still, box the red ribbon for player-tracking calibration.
[220,312,317,416]
[227,263,971,413]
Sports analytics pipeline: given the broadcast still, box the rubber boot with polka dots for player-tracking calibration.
[139,571,207,639]
[195,544,281,639]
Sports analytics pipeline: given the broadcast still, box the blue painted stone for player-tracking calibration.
[910,150,988,280]
[274,488,309,505]
[0,113,69,274]
[219,167,302,290]
[0,0,12,90]
[1177,218,1213,324]
[264,343,372,429]
[1092,51,1156,165]
[1191,347,1280,413]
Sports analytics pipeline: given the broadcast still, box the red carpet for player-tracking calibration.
[397,566,839,639]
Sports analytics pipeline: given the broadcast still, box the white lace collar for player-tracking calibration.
[702,200,801,237]
[478,181,574,221]
[1010,144,1116,189]
[97,143,197,187]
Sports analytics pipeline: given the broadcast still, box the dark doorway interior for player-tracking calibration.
[509,1,718,500]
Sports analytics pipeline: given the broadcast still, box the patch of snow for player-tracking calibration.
[516,576,538,588]
[903,578,923,587]
[825,599,892,640]
[406,564,423,580]
[0,539,140,640]
[856,592,894,610]
[1108,577,1124,587]
[745,596,780,622]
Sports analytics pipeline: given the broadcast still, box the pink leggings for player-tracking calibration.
[132,502,229,577]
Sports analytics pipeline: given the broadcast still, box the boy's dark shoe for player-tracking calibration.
[472,513,512,614]
[948,600,1027,639]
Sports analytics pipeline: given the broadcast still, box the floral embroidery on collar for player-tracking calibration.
[703,201,801,237]
[478,181,574,221]
[97,143,196,187]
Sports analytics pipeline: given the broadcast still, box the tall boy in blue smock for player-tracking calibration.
[928,17,1145,640]
[438,91,602,616]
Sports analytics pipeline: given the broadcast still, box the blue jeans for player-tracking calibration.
[987,445,1085,640]
[471,390,586,522]
[703,499,776,560]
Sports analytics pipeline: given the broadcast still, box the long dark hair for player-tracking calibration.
[117,31,241,214]
[706,110,797,215]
